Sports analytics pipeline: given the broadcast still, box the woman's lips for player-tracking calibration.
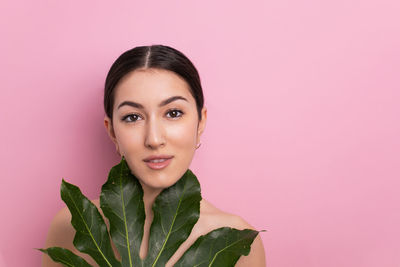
[144,157,173,170]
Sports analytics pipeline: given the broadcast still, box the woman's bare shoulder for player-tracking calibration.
[199,198,254,230]
[42,200,100,266]
[198,198,266,267]
[44,205,74,248]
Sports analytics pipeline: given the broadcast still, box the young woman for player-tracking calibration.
[43,45,266,266]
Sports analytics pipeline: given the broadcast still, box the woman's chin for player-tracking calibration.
[139,175,180,191]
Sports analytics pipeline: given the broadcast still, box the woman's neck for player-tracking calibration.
[139,181,163,215]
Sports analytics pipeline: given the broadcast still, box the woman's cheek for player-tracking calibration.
[166,121,197,146]
[118,127,143,154]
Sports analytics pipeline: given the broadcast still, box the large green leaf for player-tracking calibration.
[100,157,145,267]
[143,168,201,267]
[60,179,120,267]
[41,158,262,267]
[174,227,259,267]
[38,247,91,267]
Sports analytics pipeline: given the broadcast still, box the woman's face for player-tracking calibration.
[104,68,207,190]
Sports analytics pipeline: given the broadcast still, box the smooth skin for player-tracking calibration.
[43,68,266,266]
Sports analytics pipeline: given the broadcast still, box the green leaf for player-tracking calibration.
[174,227,259,267]
[40,157,263,267]
[60,179,121,267]
[143,168,201,267]
[38,247,92,267]
[100,157,145,267]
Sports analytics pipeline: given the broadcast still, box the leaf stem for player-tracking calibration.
[119,174,133,267]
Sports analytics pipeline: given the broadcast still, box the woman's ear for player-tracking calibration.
[104,116,120,155]
[196,107,207,143]
[104,116,116,141]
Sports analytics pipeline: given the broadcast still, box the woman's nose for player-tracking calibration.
[144,116,165,149]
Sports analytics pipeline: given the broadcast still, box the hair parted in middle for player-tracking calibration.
[104,45,204,126]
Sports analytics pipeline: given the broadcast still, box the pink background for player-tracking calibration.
[1,0,399,266]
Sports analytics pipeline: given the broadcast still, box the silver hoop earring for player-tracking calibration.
[196,142,201,149]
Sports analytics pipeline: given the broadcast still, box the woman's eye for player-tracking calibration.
[122,114,142,123]
[166,109,183,118]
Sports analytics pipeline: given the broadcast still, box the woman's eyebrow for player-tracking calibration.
[159,96,188,107]
[117,96,188,110]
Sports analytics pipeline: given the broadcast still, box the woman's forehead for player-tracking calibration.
[114,69,195,108]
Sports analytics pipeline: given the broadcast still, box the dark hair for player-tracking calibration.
[104,45,204,126]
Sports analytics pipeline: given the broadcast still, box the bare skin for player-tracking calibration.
[43,68,266,266]
[42,198,266,266]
